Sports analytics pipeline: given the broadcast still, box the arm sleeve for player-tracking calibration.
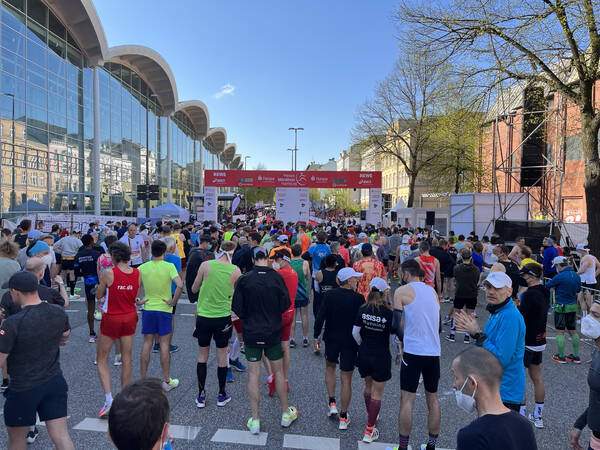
[313,293,327,339]
[483,315,521,367]
[391,309,404,341]
[352,325,362,346]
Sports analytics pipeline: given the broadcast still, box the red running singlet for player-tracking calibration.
[104,266,140,315]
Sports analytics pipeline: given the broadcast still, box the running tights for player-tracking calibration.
[197,362,207,396]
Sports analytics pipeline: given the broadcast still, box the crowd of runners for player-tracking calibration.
[0,217,599,449]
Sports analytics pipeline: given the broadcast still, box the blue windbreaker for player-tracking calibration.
[545,266,581,306]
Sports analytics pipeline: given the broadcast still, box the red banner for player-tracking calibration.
[204,170,381,188]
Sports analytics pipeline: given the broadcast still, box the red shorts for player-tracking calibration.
[181,258,187,269]
[281,310,294,342]
[233,318,243,334]
[100,311,138,339]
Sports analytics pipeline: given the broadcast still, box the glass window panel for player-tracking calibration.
[27,0,47,27]
[25,61,45,87]
[2,72,25,100]
[1,24,25,55]
[66,31,77,49]
[26,83,46,108]
[26,102,46,126]
[47,71,65,97]
[67,119,81,139]
[66,83,80,104]
[48,112,66,134]
[26,20,45,45]
[26,125,47,146]
[47,45,66,77]
[2,5,26,33]
[26,39,46,65]
[66,100,78,120]
[48,11,65,39]
[1,48,25,78]
[49,94,66,116]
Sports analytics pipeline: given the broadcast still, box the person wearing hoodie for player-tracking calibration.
[545,256,582,364]
[517,263,550,429]
[446,248,480,344]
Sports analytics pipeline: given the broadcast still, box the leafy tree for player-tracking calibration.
[244,163,275,206]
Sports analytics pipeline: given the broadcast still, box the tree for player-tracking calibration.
[400,0,600,254]
[244,163,275,206]
[354,41,450,207]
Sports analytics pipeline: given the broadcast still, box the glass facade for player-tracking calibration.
[0,0,234,217]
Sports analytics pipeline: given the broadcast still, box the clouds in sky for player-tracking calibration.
[215,83,235,99]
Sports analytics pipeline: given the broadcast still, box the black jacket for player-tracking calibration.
[430,246,455,277]
[453,262,480,299]
[185,247,215,303]
[231,266,290,348]
[314,287,364,344]
[518,284,550,347]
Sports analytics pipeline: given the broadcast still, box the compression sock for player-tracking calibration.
[426,433,438,450]
[367,398,381,427]
[519,405,526,416]
[196,362,207,397]
[571,333,580,357]
[364,392,371,410]
[217,366,228,396]
[556,334,566,357]
[329,396,336,405]
[534,402,544,418]
[398,433,410,450]
[68,280,75,296]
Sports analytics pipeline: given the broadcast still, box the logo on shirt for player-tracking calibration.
[117,285,135,291]
[0,329,5,335]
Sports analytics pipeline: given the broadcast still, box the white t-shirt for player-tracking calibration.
[119,234,145,266]
[403,281,441,356]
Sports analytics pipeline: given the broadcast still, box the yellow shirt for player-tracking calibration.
[520,258,542,268]
[171,233,185,259]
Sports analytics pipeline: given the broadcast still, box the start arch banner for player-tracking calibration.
[204,170,381,188]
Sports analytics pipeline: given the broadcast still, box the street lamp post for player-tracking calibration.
[287,148,294,171]
[288,127,304,171]
[2,93,15,212]
[244,155,251,213]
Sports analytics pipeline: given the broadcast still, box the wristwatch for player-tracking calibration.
[471,332,487,346]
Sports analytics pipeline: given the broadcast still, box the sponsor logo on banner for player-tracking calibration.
[204,170,381,188]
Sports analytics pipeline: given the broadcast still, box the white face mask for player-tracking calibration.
[272,262,280,270]
[39,253,52,267]
[455,377,477,413]
[581,315,600,340]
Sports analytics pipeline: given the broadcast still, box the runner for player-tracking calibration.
[314,267,364,430]
[191,240,240,408]
[396,234,412,265]
[118,223,146,268]
[53,230,83,300]
[447,248,480,344]
[94,242,141,418]
[508,236,526,266]
[231,247,298,434]
[545,256,582,364]
[316,254,340,315]
[138,239,183,392]
[303,231,331,311]
[575,243,600,319]
[541,237,558,279]
[414,241,441,295]
[490,245,521,300]
[0,271,74,450]
[393,259,441,450]
[352,277,392,443]
[517,263,549,428]
[74,234,101,343]
[352,244,386,301]
[163,237,182,353]
[289,244,311,348]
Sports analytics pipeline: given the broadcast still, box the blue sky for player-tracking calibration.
[92,1,399,170]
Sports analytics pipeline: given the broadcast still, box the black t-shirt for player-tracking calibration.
[457,412,537,450]
[518,284,550,347]
[185,247,215,303]
[500,260,521,298]
[314,287,364,344]
[319,254,346,274]
[354,304,392,355]
[318,269,339,296]
[1,285,65,316]
[74,248,100,281]
[181,230,191,257]
[0,302,70,391]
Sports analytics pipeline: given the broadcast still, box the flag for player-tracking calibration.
[231,196,241,214]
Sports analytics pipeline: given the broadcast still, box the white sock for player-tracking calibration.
[303,336,308,341]
[105,392,113,405]
[534,403,544,418]
[519,405,526,416]
[230,338,241,361]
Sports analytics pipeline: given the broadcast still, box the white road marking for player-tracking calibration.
[65,310,79,313]
[211,428,268,446]
[179,313,196,317]
[357,442,454,450]
[72,418,200,440]
[284,433,339,449]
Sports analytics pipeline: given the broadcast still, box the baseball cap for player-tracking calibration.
[402,235,410,244]
[576,243,590,252]
[369,277,389,292]
[273,248,291,262]
[337,267,363,282]
[252,246,268,259]
[1,271,38,292]
[519,263,542,278]
[552,256,567,266]
[278,234,288,242]
[484,271,512,289]
[358,232,368,239]
[28,240,50,256]
[545,237,554,245]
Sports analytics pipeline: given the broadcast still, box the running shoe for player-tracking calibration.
[230,358,247,372]
[362,426,379,443]
[552,353,567,364]
[217,392,231,407]
[94,311,102,321]
[195,396,206,408]
[98,403,111,419]
[528,413,544,429]
[281,406,298,427]
[463,335,470,345]
[442,316,452,325]
[566,354,581,364]
[247,417,260,434]
[226,368,234,383]
[445,334,455,343]
[88,334,97,343]
[303,337,309,348]
[338,414,350,430]
[0,378,8,392]
[69,294,80,300]
[328,402,339,417]
[152,343,160,353]
[240,344,245,354]
[162,378,179,392]
[290,338,296,348]
[113,354,122,366]
[26,426,39,444]
[169,345,179,353]
[314,340,321,355]
[268,375,276,396]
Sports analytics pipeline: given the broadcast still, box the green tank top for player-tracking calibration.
[197,260,236,318]
[224,231,234,241]
[290,258,308,302]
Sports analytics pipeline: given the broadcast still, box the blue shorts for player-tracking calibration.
[141,310,172,336]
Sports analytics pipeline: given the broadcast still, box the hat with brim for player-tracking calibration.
[337,267,363,282]
[552,256,567,266]
[1,271,38,292]
[484,271,512,289]
[369,277,389,292]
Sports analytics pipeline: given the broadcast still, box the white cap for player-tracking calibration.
[278,234,288,241]
[402,235,410,244]
[337,267,363,282]
[552,256,567,266]
[358,232,368,239]
[485,271,512,288]
[576,243,590,252]
[417,233,423,239]
[326,226,332,232]
[369,277,390,292]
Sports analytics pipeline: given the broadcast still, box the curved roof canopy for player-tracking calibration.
[175,101,210,138]
[204,128,227,155]
[220,144,237,165]
[231,155,242,169]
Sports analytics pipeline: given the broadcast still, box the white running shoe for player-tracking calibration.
[338,414,350,430]
[362,427,379,443]
[162,378,179,392]
[528,413,544,429]
[328,402,338,417]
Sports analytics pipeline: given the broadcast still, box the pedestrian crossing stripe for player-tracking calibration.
[71,418,200,441]
[283,433,339,449]
[211,428,268,445]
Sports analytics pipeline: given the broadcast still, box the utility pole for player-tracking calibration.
[287,148,294,171]
[288,127,304,171]
[244,156,251,213]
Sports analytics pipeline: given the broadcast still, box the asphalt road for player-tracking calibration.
[0,284,595,450]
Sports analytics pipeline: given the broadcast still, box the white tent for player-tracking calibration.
[149,202,190,222]
[384,198,407,216]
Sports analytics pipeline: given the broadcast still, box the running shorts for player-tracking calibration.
[382,258,389,266]
[583,282,599,291]
[100,311,138,339]
[357,350,391,382]
[245,343,283,362]
[523,348,543,367]
[453,297,477,310]
[193,315,232,348]
[554,311,576,331]
[181,257,187,269]
[141,310,172,336]
[388,255,396,262]
[4,374,68,427]
[503,402,521,412]
[324,340,357,372]
[295,295,309,309]
[60,257,74,270]
[400,352,440,393]
[281,310,294,342]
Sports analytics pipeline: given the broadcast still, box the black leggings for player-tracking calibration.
[84,284,96,335]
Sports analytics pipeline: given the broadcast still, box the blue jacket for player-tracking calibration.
[542,246,558,275]
[545,266,581,305]
[479,301,525,404]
